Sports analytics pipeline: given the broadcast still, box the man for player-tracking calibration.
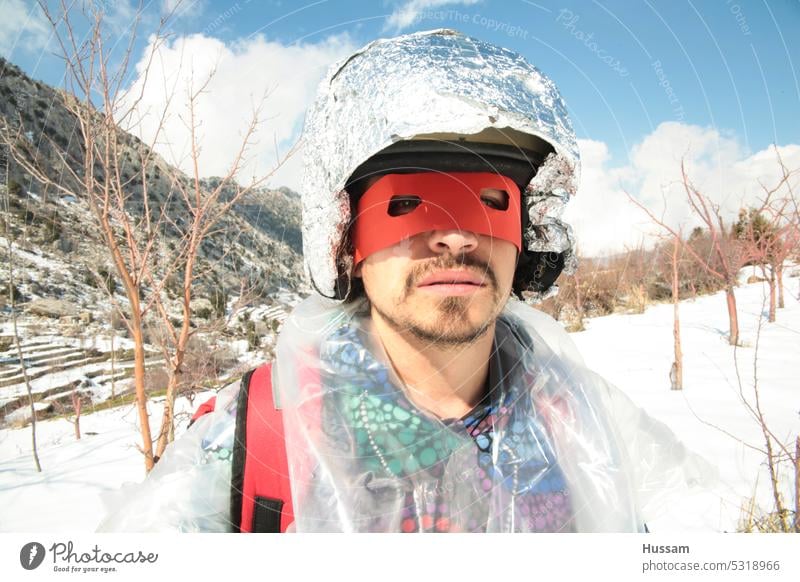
[98,29,711,533]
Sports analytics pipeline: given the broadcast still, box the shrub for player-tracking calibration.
[210,286,227,319]
[1,282,22,303]
[42,216,62,243]
[165,271,183,299]
[145,367,170,395]
[246,320,260,350]
[192,299,213,320]
[7,180,22,197]
[57,234,75,253]
[110,309,128,334]
[85,267,116,295]
[622,283,648,314]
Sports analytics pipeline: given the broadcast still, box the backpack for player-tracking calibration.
[190,363,293,533]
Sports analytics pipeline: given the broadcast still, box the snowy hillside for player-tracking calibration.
[0,275,798,532]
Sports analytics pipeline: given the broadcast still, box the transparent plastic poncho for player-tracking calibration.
[97,296,715,532]
[273,295,715,533]
[96,382,240,532]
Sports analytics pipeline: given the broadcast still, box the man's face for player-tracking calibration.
[353,177,518,347]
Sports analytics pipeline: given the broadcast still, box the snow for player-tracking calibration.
[0,353,161,405]
[4,401,52,425]
[571,275,800,532]
[0,236,71,274]
[0,330,160,412]
[77,334,137,353]
[0,391,215,532]
[1,277,798,533]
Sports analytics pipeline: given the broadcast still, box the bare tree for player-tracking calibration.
[625,189,686,390]
[0,2,291,471]
[679,284,798,532]
[770,148,800,309]
[680,162,747,346]
[796,436,800,532]
[125,51,297,458]
[733,294,798,531]
[669,232,684,391]
[735,207,779,321]
[626,159,793,346]
[764,159,800,311]
[0,2,180,470]
[148,109,293,458]
[3,158,42,472]
[52,387,83,441]
[733,154,799,322]
[772,218,800,310]
[71,388,82,440]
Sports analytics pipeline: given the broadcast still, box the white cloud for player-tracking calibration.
[563,138,644,257]
[121,31,359,192]
[565,122,800,257]
[0,0,49,57]
[384,0,480,32]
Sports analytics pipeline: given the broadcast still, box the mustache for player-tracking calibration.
[404,253,498,294]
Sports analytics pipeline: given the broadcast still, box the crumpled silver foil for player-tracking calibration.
[521,151,579,303]
[300,28,580,300]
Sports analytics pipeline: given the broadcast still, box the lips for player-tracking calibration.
[417,269,486,288]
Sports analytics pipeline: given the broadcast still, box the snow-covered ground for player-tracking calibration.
[570,273,800,532]
[1,276,798,532]
[0,389,216,532]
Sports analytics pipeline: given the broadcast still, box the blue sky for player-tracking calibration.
[2,0,799,255]
[269,0,799,165]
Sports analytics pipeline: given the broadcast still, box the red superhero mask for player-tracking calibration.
[352,172,522,264]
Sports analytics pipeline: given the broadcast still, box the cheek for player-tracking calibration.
[361,254,411,295]
[488,241,519,289]
[358,236,423,287]
[504,246,520,276]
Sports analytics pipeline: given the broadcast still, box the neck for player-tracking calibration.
[368,309,496,420]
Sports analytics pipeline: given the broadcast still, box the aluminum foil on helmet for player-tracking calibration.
[300,28,580,303]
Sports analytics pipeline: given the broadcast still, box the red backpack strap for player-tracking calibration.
[188,397,216,427]
[230,363,294,533]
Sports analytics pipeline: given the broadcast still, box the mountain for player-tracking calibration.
[0,56,306,297]
[0,56,308,425]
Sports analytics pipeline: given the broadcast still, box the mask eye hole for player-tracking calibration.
[479,188,509,211]
[388,195,422,216]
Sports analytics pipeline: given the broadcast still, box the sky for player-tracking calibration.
[1,0,799,257]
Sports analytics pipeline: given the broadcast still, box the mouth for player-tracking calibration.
[416,269,488,296]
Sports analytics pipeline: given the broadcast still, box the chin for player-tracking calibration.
[432,293,498,314]
[419,303,497,332]
[413,318,494,346]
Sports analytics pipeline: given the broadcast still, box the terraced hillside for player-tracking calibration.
[0,336,162,427]
[0,290,298,428]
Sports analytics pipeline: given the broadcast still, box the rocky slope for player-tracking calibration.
[0,57,308,425]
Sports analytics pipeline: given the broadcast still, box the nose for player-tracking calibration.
[427,229,479,255]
